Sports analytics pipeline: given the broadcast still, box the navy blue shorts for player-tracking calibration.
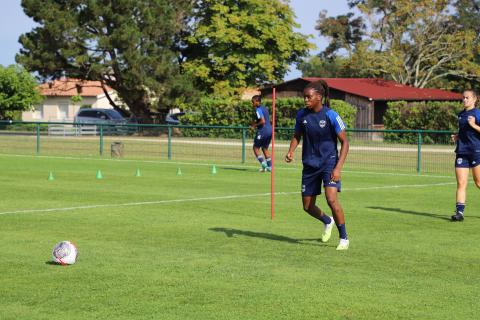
[455,154,480,168]
[301,162,341,196]
[253,131,272,149]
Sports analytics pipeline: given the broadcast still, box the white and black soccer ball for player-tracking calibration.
[52,241,78,265]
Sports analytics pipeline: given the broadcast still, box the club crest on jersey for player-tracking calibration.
[319,120,326,128]
[303,120,307,125]
[457,158,463,164]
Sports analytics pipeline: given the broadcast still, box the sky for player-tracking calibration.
[0,0,350,80]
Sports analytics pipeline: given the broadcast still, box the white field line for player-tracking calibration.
[0,182,455,217]
[0,153,455,179]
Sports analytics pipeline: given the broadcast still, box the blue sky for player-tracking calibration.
[0,0,350,80]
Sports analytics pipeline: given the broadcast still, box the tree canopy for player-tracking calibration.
[303,0,480,90]
[180,0,312,95]
[0,65,42,120]
[17,0,195,121]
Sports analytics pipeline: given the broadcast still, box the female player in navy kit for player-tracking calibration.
[451,90,480,221]
[285,80,350,250]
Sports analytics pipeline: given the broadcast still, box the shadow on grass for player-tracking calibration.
[367,206,455,221]
[45,261,63,266]
[221,167,248,172]
[210,227,323,246]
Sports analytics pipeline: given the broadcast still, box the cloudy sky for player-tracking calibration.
[0,0,350,80]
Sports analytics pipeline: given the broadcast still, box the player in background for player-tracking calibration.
[451,90,480,221]
[250,95,273,172]
[285,80,350,250]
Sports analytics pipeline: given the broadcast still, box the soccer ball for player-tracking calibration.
[52,241,78,265]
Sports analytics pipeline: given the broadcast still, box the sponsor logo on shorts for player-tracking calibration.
[301,184,306,192]
[457,158,463,164]
[303,120,307,125]
[473,161,477,165]
[257,135,261,140]
[319,120,326,128]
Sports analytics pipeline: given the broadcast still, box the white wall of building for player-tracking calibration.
[22,93,117,122]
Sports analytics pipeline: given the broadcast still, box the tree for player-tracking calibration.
[449,0,480,90]
[180,0,312,95]
[297,56,352,78]
[16,0,195,122]
[310,0,480,89]
[0,65,43,120]
[315,11,365,59]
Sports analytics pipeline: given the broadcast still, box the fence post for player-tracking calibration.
[99,125,104,156]
[241,128,246,163]
[168,125,172,160]
[417,131,422,173]
[36,123,40,155]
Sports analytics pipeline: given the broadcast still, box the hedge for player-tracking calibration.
[383,101,463,144]
[180,97,357,139]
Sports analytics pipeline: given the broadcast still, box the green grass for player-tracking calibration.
[0,153,479,319]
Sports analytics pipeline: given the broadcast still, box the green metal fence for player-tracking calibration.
[0,121,456,175]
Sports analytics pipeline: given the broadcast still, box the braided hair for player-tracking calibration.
[304,80,330,107]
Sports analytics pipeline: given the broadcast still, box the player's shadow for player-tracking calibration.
[210,227,322,246]
[45,261,63,266]
[367,206,452,221]
[221,167,248,172]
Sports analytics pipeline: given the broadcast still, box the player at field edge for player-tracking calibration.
[284,80,350,250]
[250,95,273,172]
[451,89,480,221]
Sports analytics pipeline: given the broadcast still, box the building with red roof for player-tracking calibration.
[260,78,462,129]
[22,78,120,122]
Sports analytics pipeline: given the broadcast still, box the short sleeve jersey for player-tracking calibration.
[255,105,272,134]
[294,106,346,169]
[456,108,480,155]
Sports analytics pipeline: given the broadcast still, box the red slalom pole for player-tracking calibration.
[271,87,276,220]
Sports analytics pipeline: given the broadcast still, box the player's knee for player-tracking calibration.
[326,196,337,208]
[457,180,468,189]
[303,203,312,212]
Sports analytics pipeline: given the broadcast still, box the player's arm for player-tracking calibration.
[331,131,349,181]
[250,109,265,129]
[285,131,302,163]
[467,114,480,133]
[328,110,349,181]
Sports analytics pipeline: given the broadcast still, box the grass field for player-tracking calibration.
[0,152,479,320]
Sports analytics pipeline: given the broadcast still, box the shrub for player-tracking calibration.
[384,101,462,144]
[180,96,357,139]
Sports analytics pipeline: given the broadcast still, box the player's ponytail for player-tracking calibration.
[305,80,330,107]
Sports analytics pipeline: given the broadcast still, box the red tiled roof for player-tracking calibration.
[38,78,113,97]
[293,78,462,101]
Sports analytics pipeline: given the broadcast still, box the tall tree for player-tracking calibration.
[180,0,312,95]
[450,0,480,89]
[17,0,195,122]
[309,0,480,89]
[0,65,43,120]
[315,11,365,59]
[297,56,353,78]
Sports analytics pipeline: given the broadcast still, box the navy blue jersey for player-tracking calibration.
[255,105,272,134]
[456,108,480,155]
[295,106,346,169]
